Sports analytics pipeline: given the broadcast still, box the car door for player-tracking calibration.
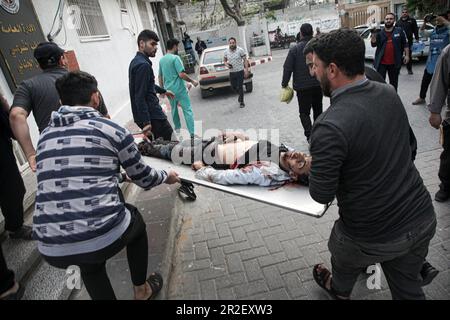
[362,29,376,59]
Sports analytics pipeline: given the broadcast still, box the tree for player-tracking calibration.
[219,0,248,53]
[406,0,449,16]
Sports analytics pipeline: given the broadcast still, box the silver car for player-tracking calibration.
[360,20,435,60]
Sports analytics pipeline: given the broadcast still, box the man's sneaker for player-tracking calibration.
[435,189,450,202]
[9,225,33,241]
[412,98,426,105]
[421,262,439,286]
[408,70,413,75]
[240,102,245,108]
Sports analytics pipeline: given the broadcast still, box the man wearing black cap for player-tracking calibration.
[10,42,110,173]
[9,42,68,172]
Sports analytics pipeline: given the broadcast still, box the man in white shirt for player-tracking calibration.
[224,37,249,108]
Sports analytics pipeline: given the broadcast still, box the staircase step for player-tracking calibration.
[2,237,40,283]
[22,261,72,300]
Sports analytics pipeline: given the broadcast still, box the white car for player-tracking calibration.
[360,20,435,60]
[198,45,253,99]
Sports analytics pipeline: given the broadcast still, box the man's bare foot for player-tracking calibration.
[313,264,350,300]
[134,282,152,300]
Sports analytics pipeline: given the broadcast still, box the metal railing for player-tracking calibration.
[67,0,110,42]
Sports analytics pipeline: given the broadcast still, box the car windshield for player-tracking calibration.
[203,49,225,65]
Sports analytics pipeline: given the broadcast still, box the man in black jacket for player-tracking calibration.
[309,29,436,300]
[396,7,419,75]
[282,23,323,142]
[129,30,176,141]
[195,37,207,58]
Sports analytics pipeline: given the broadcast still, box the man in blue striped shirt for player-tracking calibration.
[33,71,180,300]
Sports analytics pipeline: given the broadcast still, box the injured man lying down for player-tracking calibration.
[137,132,311,187]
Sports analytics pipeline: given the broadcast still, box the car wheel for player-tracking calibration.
[418,55,427,62]
[245,82,253,93]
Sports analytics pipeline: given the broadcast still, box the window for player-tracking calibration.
[203,49,225,65]
[137,0,153,30]
[67,0,110,42]
[119,0,128,13]
[361,30,371,39]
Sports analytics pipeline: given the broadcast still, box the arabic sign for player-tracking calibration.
[0,0,45,91]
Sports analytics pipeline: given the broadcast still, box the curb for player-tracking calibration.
[250,56,273,67]
[160,190,187,300]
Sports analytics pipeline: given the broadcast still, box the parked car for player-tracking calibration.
[360,20,435,60]
[354,24,369,35]
[268,31,297,49]
[198,45,253,99]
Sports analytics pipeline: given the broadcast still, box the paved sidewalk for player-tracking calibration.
[165,148,450,300]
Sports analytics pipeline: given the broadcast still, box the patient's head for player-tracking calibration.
[280,151,308,181]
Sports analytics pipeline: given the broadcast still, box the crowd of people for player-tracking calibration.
[0,6,449,300]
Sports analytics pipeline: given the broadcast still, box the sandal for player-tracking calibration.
[312,264,348,300]
[178,182,197,201]
[147,273,163,300]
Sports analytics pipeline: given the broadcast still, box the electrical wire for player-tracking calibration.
[47,0,65,42]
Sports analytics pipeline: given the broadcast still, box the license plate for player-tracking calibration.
[215,66,227,71]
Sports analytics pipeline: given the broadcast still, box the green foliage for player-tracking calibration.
[265,10,277,22]
[407,0,448,16]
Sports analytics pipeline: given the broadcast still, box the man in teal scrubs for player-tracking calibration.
[159,38,199,137]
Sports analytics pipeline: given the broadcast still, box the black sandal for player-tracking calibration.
[312,264,348,300]
[147,273,163,300]
[178,182,197,201]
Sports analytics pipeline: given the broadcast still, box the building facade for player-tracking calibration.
[0,0,176,216]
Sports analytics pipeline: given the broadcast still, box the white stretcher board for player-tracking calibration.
[140,153,330,218]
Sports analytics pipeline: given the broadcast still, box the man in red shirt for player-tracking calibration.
[371,13,409,91]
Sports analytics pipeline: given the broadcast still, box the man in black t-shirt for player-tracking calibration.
[9,42,68,172]
[10,42,110,172]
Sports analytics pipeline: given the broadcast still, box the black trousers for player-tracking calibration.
[230,70,244,103]
[0,245,14,296]
[328,216,436,300]
[377,64,400,91]
[43,204,148,300]
[406,44,413,72]
[439,120,450,192]
[419,69,434,100]
[297,87,323,139]
[151,119,175,141]
[137,118,175,142]
[0,138,25,232]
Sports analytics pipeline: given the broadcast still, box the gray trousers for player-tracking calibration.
[328,215,436,300]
